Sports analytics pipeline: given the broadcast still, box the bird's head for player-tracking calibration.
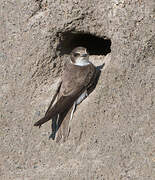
[70,47,90,66]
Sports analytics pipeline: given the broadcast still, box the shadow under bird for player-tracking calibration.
[34,47,98,142]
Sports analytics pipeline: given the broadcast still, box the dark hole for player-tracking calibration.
[56,32,111,56]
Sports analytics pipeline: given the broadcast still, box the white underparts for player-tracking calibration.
[70,102,76,122]
[76,90,88,105]
[73,57,90,66]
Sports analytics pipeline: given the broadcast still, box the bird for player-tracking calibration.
[34,47,97,142]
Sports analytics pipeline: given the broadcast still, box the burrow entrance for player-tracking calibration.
[56,32,111,56]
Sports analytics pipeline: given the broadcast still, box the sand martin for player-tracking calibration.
[34,47,97,142]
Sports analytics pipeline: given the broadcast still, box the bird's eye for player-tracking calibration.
[74,53,79,57]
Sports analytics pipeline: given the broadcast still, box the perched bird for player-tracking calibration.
[34,47,97,142]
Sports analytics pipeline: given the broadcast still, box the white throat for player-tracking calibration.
[73,57,90,67]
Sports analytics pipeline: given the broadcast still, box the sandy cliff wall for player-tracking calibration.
[0,0,154,179]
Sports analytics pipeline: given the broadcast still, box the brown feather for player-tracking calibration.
[34,62,96,127]
[34,56,97,144]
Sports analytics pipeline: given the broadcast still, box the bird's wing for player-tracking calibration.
[56,63,97,142]
[34,63,96,127]
[34,86,85,127]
